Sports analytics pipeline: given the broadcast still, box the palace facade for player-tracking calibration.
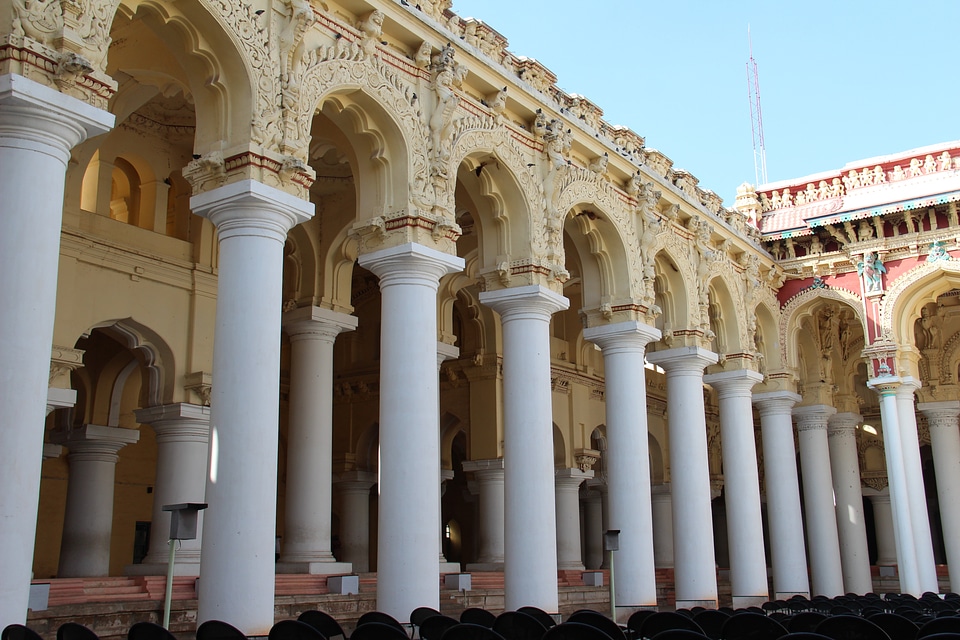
[1,0,958,635]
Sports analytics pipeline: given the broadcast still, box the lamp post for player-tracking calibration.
[162,503,207,629]
[604,530,620,621]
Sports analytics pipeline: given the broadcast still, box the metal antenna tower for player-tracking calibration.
[746,26,768,185]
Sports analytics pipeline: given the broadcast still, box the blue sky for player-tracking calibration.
[450,0,958,204]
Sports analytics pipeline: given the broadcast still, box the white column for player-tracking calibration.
[919,402,960,592]
[463,459,505,571]
[480,285,568,613]
[793,404,844,597]
[704,369,768,607]
[897,379,938,593]
[360,243,463,621]
[867,492,897,566]
[278,306,356,574]
[584,320,661,611]
[827,412,873,594]
[646,346,719,608]
[753,392,809,598]
[583,486,604,570]
[555,469,590,570]
[335,471,376,572]
[651,485,674,569]
[131,404,210,575]
[869,376,920,595]
[52,425,140,577]
[192,180,312,634]
[0,74,112,626]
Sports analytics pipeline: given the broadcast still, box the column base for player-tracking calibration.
[439,562,462,574]
[466,562,504,572]
[125,562,200,577]
[675,599,717,610]
[275,562,353,575]
[774,591,810,600]
[732,595,769,609]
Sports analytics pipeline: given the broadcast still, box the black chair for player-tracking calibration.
[920,618,960,638]
[692,609,730,640]
[640,612,705,639]
[57,623,100,640]
[128,622,176,640]
[493,611,548,640]
[356,612,407,636]
[440,624,507,640]
[720,612,788,640]
[776,635,833,640]
[649,631,710,640]
[541,622,614,640]
[349,622,409,640]
[627,611,656,637]
[461,609,497,628]
[268,620,327,640]
[567,610,627,640]
[814,615,891,640]
[298,611,347,640]
[517,607,557,629]
[196,620,247,640]
[3,626,43,640]
[919,635,960,640]
[420,616,459,640]
[412,607,443,628]
[862,613,917,640]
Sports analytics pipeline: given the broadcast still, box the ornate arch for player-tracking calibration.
[882,260,960,343]
[779,286,865,372]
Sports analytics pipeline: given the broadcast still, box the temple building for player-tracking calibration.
[1,0,959,635]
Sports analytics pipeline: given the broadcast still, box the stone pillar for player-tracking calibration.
[919,402,960,592]
[897,379,938,593]
[52,425,140,577]
[646,346,719,608]
[583,485,604,571]
[277,306,356,575]
[827,412,873,594]
[0,74,112,626]
[867,492,898,566]
[584,320,661,611]
[192,180,312,633]
[463,459,505,571]
[793,404,844,597]
[335,471,377,572]
[480,285,568,613]
[753,392,808,598]
[361,243,463,621]
[704,369,768,607]
[130,404,210,575]
[868,376,920,595]
[555,469,590,570]
[651,485,674,569]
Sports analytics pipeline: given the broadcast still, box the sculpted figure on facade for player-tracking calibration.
[429,44,463,178]
[279,0,317,91]
[487,86,507,121]
[940,151,953,171]
[857,251,886,293]
[588,153,608,175]
[916,306,942,351]
[359,10,385,59]
[638,182,662,223]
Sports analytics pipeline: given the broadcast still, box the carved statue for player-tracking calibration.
[488,86,507,119]
[857,219,875,241]
[279,0,317,87]
[588,153,608,174]
[940,151,953,171]
[819,306,837,353]
[838,310,853,361]
[415,41,433,68]
[428,44,462,177]
[857,252,886,293]
[532,108,548,140]
[916,306,942,351]
[359,10,384,59]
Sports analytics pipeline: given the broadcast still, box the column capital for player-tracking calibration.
[0,74,113,156]
[555,468,592,487]
[190,179,313,242]
[135,403,210,443]
[583,320,661,353]
[480,284,569,321]
[792,404,837,431]
[753,390,802,416]
[646,346,718,372]
[358,242,463,287]
[334,470,377,492]
[918,401,960,428]
[897,376,922,396]
[704,369,763,398]
[282,306,358,341]
[462,458,504,474]
[828,412,862,437]
[50,425,140,462]
[867,375,901,396]
[438,342,460,367]
[47,387,78,416]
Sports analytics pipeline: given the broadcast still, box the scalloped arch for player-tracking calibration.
[883,260,960,344]
[780,287,865,372]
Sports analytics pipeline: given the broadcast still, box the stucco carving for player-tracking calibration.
[780,287,867,373]
[883,260,960,343]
